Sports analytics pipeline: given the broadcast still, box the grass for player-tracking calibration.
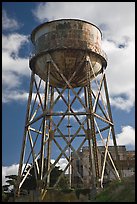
[91,175,135,202]
[13,175,135,202]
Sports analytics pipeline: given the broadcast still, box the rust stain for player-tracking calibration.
[30,19,107,87]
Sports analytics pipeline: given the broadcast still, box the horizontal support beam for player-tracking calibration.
[26,112,113,127]
[54,134,85,137]
[29,125,110,138]
[46,112,87,116]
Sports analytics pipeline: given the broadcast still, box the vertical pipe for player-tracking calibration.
[85,58,100,195]
[39,62,50,183]
[103,75,122,178]
[68,88,72,188]
[15,71,35,197]
[46,86,54,187]
[84,86,96,194]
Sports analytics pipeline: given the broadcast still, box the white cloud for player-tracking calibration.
[2,71,22,89]
[2,52,30,86]
[32,2,135,112]
[110,91,135,112]
[103,39,135,112]
[2,91,46,104]
[2,164,19,186]
[2,3,135,112]
[2,158,69,185]
[51,158,69,173]
[2,33,30,102]
[2,32,62,103]
[2,89,60,104]
[116,126,135,148]
[2,164,30,186]
[102,39,135,95]
[57,158,68,171]
[2,10,20,31]
[2,125,134,186]
[33,2,135,42]
[2,34,29,57]
[2,91,29,103]
[2,34,30,78]
[98,125,135,150]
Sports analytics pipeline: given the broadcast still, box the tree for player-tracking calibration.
[21,158,69,190]
[2,175,18,202]
[2,158,69,201]
[2,186,9,202]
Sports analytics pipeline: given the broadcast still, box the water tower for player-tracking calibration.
[15,19,121,201]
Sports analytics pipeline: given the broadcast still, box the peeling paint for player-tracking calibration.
[30,19,107,87]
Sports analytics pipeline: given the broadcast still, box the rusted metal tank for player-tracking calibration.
[30,19,107,87]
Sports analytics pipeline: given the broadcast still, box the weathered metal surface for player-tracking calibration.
[16,58,121,198]
[30,19,107,87]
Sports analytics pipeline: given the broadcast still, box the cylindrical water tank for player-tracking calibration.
[30,19,107,87]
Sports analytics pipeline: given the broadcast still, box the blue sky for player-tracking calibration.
[2,2,135,184]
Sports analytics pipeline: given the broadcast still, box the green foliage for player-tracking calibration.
[21,159,69,190]
[2,159,69,201]
[2,175,17,194]
[5,175,18,180]
[75,188,90,199]
[91,175,135,202]
[2,187,9,202]
[49,165,63,187]
[42,189,78,202]
[2,184,10,192]
[2,178,16,202]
